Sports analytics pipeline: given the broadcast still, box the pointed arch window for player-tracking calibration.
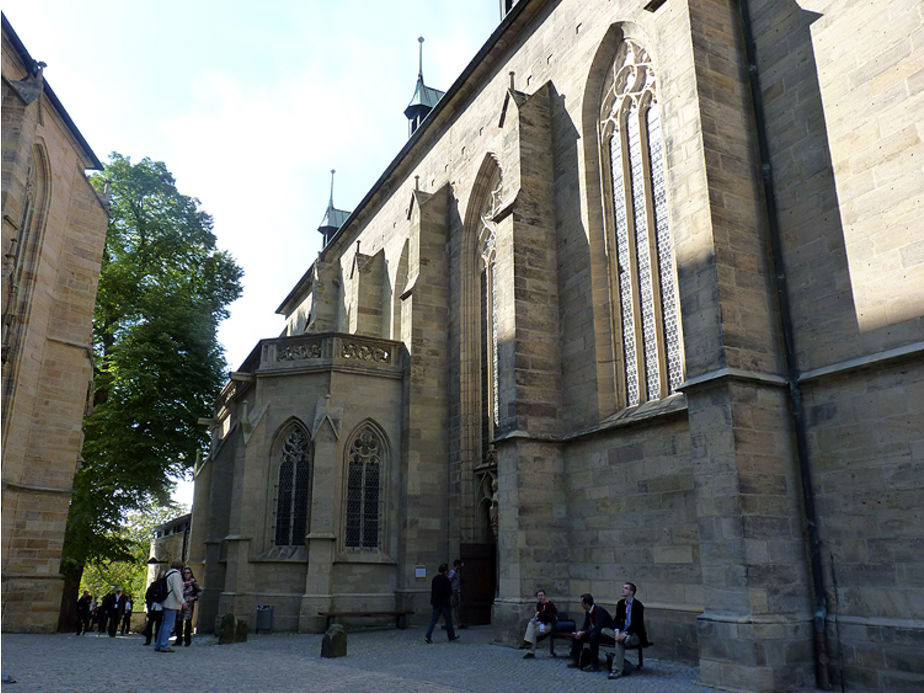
[345,423,386,549]
[600,40,683,406]
[274,427,311,546]
[477,166,503,461]
[3,145,49,371]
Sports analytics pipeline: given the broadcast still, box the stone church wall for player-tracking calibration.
[191,1,922,690]
[1,17,108,633]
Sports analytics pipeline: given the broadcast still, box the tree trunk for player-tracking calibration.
[57,561,84,633]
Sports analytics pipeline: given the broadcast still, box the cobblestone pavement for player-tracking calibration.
[2,626,712,692]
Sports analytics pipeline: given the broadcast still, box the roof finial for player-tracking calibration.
[418,36,425,80]
[329,169,336,206]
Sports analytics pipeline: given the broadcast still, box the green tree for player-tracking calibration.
[59,153,242,628]
[80,504,187,604]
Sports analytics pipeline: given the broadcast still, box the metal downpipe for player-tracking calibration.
[737,0,832,688]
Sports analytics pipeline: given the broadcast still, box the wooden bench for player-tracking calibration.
[601,637,650,670]
[539,613,578,656]
[318,610,413,630]
[545,615,649,670]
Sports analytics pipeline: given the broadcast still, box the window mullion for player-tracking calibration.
[639,98,668,401]
[623,107,646,404]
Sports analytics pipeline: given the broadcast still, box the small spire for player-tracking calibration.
[405,36,445,137]
[318,168,351,246]
[418,36,425,80]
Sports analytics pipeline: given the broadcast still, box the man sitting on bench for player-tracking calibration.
[521,589,558,658]
[605,581,649,680]
[567,593,613,672]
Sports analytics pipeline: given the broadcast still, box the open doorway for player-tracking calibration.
[459,542,496,625]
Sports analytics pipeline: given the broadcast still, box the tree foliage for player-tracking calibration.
[80,504,188,602]
[60,154,242,604]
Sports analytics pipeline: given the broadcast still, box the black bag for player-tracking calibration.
[146,575,169,604]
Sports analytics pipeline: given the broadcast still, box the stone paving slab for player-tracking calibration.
[2,626,709,692]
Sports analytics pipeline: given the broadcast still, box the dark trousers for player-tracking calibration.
[107,611,120,637]
[76,614,91,635]
[425,605,455,640]
[173,618,193,646]
[570,630,603,668]
[142,611,163,645]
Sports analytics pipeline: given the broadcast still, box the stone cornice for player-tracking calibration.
[798,341,924,384]
[2,479,73,495]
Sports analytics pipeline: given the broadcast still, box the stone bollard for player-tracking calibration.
[218,613,236,644]
[321,624,347,658]
[235,619,248,642]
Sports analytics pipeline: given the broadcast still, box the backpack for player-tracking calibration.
[146,575,169,605]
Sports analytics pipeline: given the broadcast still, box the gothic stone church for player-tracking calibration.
[189,1,924,691]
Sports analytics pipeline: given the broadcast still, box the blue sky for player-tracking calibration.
[5,1,503,503]
[5,0,501,367]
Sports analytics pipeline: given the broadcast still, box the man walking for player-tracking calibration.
[154,560,186,653]
[424,563,459,644]
[76,591,92,635]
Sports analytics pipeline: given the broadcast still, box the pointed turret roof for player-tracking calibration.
[404,37,444,133]
[317,170,350,245]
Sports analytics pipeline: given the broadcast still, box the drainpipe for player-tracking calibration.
[737,1,832,689]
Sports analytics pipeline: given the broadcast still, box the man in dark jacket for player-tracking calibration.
[568,593,613,671]
[609,581,650,679]
[104,588,126,637]
[141,569,165,646]
[424,563,459,643]
[76,591,92,635]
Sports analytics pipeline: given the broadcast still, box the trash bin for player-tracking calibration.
[256,605,273,633]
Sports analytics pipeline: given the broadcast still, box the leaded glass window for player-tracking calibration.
[477,166,502,462]
[274,428,311,546]
[345,424,385,549]
[600,40,683,406]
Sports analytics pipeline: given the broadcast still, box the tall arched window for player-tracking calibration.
[477,163,503,462]
[274,427,311,546]
[2,144,49,374]
[345,422,386,549]
[600,40,683,406]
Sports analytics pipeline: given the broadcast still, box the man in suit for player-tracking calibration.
[104,588,126,637]
[76,590,92,635]
[568,593,613,672]
[608,581,650,679]
[424,563,459,644]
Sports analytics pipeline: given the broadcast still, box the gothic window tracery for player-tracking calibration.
[274,427,311,546]
[2,145,48,369]
[477,166,502,461]
[600,40,683,406]
[345,422,386,549]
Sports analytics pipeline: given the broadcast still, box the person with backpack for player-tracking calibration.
[142,569,166,646]
[154,560,186,653]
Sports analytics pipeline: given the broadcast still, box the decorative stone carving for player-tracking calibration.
[341,342,390,362]
[312,394,342,440]
[489,478,499,540]
[277,341,321,361]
